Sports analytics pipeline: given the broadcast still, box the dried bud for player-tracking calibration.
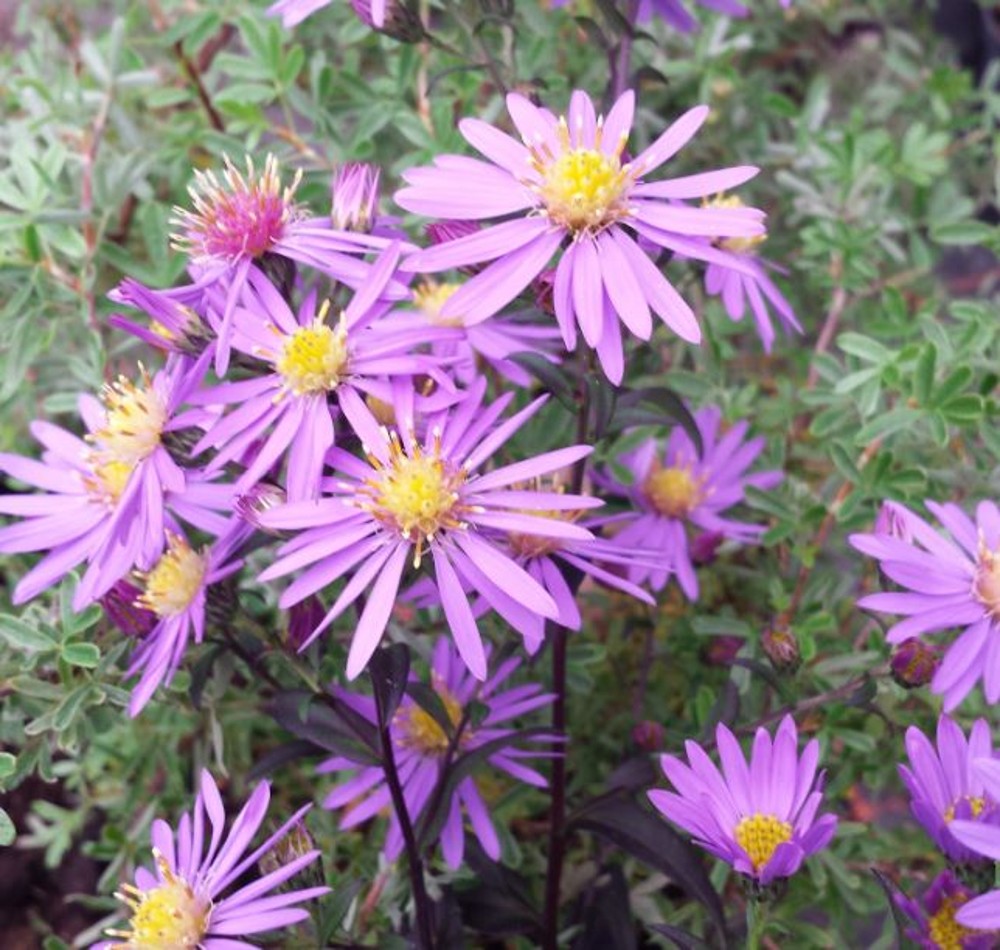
[691,531,724,566]
[331,162,381,233]
[874,501,913,543]
[890,639,940,689]
[702,635,743,667]
[632,720,665,752]
[349,0,424,41]
[100,580,157,638]
[286,596,327,651]
[258,819,325,889]
[235,482,287,533]
[533,268,556,315]
[761,626,801,673]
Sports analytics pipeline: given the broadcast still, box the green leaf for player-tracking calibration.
[930,220,997,246]
[913,343,936,405]
[0,752,16,781]
[855,407,922,444]
[61,642,101,669]
[837,332,891,364]
[939,394,983,424]
[0,615,58,652]
[0,807,14,846]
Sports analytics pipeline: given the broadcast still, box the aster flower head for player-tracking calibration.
[319,638,554,869]
[698,195,801,353]
[397,89,766,383]
[850,499,1000,710]
[648,715,837,884]
[109,278,213,356]
[258,378,597,679]
[170,153,403,374]
[0,354,218,611]
[899,716,1000,864]
[598,405,781,600]
[895,870,995,950]
[125,522,249,717]
[190,245,450,503]
[98,769,328,949]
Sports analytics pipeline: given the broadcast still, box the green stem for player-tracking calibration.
[746,897,769,950]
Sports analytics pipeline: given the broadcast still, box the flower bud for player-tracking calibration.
[100,580,157,638]
[874,501,912,542]
[425,219,479,246]
[258,818,325,889]
[632,720,665,752]
[350,0,424,41]
[890,639,940,689]
[691,530,724,566]
[331,162,381,233]
[286,596,327,651]
[235,482,287,534]
[761,626,801,673]
[533,268,556,315]
[702,635,743,667]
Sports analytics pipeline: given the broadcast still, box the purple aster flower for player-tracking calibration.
[268,0,387,28]
[170,154,403,374]
[396,90,766,383]
[899,715,1000,864]
[190,245,448,503]
[100,580,158,639]
[948,759,1000,931]
[597,405,781,599]
[257,379,596,679]
[648,715,838,884]
[108,278,214,357]
[319,637,553,869]
[0,355,225,610]
[895,870,994,950]
[97,769,328,948]
[694,197,801,353]
[126,522,250,716]
[849,500,1000,711]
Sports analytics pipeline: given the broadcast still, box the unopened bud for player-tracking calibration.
[632,720,665,752]
[425,220,484,275]
[331,162,380,233]
[533,268,556,315]
[890,639,940,689]
[761,626,801,673]
[235,482,287,533]
[100,580,157,638]
[286,597,327,651]
[691,531,724,566]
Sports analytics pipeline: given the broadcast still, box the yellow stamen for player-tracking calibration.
[506,478,584,559]
[90,368,168,466]
[734,813,793,872]
[975,540,1000,619]
[927,895,977,950]
[107,851,208,950]
[644,465,702,519]
[705,194,767,254]
[358,429,468,568]
[944,795,987,823]
[394,675,465,755]
[530,115,633,235]
[413,280,464,327]
[84,459,135,506]
[136,534,207,619]
[275,303,349,397]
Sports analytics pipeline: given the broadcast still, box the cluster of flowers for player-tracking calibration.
[0,82,813,944]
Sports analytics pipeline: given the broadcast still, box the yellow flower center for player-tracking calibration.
[136,534,207,619]
[706,194,767,254]
[276,307,349,396]
[734,814,793,872]
[644,465,702,519]
[359,431,468,567]
[413,280,464,327]
[975,543,1000,618]
[944,795,987,823]
[394,677,465,755]
[508,506,583,560]
[928,895,976,950]
[108,854,208,950]
[530,116,632,235]
[84,459,135,506]
[90,370,168,466]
